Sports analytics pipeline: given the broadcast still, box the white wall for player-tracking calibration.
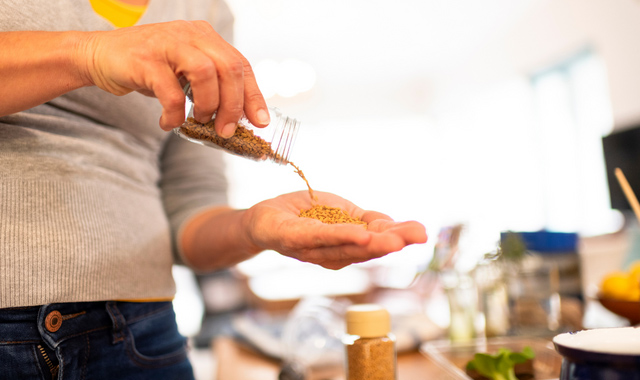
[433,0,640,129]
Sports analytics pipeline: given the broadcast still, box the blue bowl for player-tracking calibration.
[553,327,640,380]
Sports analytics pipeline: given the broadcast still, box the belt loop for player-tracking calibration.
[106,302,126,344]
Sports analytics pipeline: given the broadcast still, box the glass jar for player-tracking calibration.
[441,270,480,343]
[342,304,396,380]
[279,297,350,380]
[173,82,300,165]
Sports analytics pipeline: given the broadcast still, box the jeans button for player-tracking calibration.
[45,310,62,332]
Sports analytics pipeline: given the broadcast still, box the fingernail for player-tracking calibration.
[159,114,172,131]
[221,122,237,138]
[257,109,270,125]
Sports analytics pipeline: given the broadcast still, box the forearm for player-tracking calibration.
[179,206,263,272]
[0,31,91,116]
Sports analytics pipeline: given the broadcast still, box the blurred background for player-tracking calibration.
[173,0,640,377]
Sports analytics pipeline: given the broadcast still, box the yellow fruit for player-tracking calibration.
[626,287,640,302]
[600,271,635,300]
[629,261,640,283]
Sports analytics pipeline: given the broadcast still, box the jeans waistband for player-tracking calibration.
[0,301,173,348]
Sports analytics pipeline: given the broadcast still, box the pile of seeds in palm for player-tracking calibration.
[299,205,367,227]
[290,166,367,228]
[180,118,367,227]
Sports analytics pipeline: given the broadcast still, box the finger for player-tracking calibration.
[136,89,156,97]
[294,234,404,269]
[366,230,411,254]
[212,54,245,138]
[360,210,394,222]
[396,221,428,244]
[285,219,372,248]
[368,220,428,245]
[286,244,369,269]
[318,259,364,271]
[149,67,187,131]
[189,23,257,137]
[241,59,270,128]
[168,45,220,124]
[189,71,220,124]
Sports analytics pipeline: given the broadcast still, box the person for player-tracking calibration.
[0,0,427,379]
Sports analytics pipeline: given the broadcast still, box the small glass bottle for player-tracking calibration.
[173,82,300,165]
[343,304,397,380]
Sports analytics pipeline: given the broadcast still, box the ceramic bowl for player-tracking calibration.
[553,327,640,380]
[598,296,640,325]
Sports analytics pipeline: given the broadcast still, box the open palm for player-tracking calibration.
[243,190,428,269]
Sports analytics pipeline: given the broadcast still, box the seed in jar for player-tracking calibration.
[180,117,285,162]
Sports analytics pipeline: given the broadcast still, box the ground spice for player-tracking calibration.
[180,118,367,227]
[346,337,396,380]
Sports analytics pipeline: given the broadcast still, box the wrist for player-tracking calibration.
[238,208,265,255]
[67,31,98,88]
[181,207,262,271]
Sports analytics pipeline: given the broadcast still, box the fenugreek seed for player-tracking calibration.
[299,205,368,228]
[180,117,279,161]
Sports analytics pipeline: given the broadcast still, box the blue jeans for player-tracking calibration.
[0,301,195,380]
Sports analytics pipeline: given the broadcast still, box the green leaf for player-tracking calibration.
[465,346,535,380]
[470,353,500,378]
[509,346,535,364]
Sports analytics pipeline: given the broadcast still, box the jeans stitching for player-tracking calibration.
[0,340,42,345]
[81,334,90,380]
[106,303,126,343]
[106,303,120,334]
[121,303,173,325]
[62,311,87,321]
[52,325,109,345]
[123,314,188,369]
[124,335,189,369]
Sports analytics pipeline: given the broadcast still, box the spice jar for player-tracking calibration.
[174,82,301,164]
[343,304,396,380]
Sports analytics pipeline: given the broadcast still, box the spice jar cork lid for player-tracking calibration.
[346,304,391,338]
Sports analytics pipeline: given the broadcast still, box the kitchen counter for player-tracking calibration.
[213,336,457,380]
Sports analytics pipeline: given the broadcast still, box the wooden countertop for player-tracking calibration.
[213,336,457,380]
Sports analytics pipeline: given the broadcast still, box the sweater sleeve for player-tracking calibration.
[159,132,229,266]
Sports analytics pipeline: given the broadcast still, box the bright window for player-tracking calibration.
[531,48,620,236]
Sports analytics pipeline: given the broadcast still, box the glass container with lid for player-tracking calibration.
[174,82,300,165]
[343,304,397,380]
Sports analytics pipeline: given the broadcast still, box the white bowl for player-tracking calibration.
[553,327,640,379]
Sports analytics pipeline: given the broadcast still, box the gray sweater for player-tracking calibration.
[0,0,232,307]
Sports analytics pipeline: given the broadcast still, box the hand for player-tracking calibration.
[243,191,428,270]
[79,20,269,135]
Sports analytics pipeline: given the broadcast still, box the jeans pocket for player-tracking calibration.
[0,343,56,380]
[124,307,189,369]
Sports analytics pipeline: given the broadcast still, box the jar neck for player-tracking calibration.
[269,110,300,164]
